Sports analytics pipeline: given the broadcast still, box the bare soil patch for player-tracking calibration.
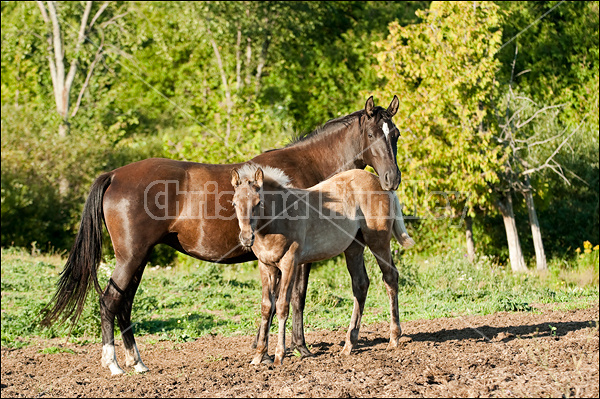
[2,304,598,398]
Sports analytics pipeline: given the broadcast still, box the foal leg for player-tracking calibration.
[274,243,299,366]
[117,265,150,373]
[252,261,278,365]
[341,239,369,356]
[290,262,313,357]
[370,244,402,349]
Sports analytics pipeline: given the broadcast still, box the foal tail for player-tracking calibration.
[390,192,415,249]
[41,172,113,328]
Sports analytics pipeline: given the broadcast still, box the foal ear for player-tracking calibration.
[231,169,241,187]
[365,95,375,118]
[387,95,399,117]
[254,167,264,188]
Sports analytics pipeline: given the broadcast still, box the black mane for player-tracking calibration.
[285,110,362,147]
[284,106,390,148]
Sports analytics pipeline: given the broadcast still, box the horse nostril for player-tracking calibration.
[384,172,391,187]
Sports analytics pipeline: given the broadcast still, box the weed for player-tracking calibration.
[39,346,75,354]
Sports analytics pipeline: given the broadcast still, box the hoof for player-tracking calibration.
[251,354,273,365]
[133,362,150,373]
[387,335,410,350]
[262,356,274,365]
[108,363,126,375]
[292,344,314,359]
[340,345,352,356]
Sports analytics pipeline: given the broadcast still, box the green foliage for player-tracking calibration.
[375,1,504,219]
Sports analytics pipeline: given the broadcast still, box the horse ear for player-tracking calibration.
[254,167,264,188]
[387,95,399,117]
[231,169,241,187]
[365,96,375,118]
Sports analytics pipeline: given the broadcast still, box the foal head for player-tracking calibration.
[231,166,264,249]
[361,95,401,191]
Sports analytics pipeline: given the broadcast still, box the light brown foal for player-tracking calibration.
[231,165,414,365]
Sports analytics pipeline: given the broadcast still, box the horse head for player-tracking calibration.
[231,166,264,249]
[361,95,401,191]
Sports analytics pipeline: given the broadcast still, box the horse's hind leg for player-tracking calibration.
[100,279,126,375]
[341,238,369,356]
[117,264,150,373]
[369,243,402,349]
[100,253,150,375]
[290,262,313,358]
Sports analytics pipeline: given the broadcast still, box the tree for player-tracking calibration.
[492,48,583,271]
[374,1,503,263]
[34,1,127,194]
[495,1,599,258]
[35,1,109,136]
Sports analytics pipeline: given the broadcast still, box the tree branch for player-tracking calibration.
[521,116,587,183]
[46,1,66,116]
[71,32,104,117]
[206,20,232,142]
[36,1,59,103]
[65,1,93,96]
[89,1,110,30]
[236,24,242,91]
[515,103,565,129]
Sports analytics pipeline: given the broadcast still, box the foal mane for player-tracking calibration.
[236,164,292,189]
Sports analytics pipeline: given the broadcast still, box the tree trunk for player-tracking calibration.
[255,27,270,97]
[524,177,547,271]
[497,193,527,272]
[207,27,232,143]
[235,26,242,91]
[465,215,475,263]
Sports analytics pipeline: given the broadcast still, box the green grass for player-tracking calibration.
[1,242,598,348]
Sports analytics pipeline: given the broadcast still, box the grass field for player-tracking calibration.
[1,242,598,349]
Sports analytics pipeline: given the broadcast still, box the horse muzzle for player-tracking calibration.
[239,232,255,249]
[381,169,401,191]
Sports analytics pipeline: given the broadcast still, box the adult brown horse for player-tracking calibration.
[41,95,402,375]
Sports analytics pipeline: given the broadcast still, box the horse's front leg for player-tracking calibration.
[341,239,369,356]
[274,243,300,366]
[252,262,277,365]
[290,262,313,358]
[371,244,402,349]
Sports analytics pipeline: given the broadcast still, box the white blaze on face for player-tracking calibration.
[382,122,390,139]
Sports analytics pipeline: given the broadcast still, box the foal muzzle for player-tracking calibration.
[239,232,255,248]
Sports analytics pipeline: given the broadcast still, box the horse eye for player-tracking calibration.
[368,133,373,138]
[232,202,237,207]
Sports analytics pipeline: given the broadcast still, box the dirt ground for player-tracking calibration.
[2,303,598,398]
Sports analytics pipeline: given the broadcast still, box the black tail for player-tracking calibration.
[41,172,113,328]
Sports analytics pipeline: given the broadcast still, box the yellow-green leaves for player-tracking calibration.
[375,1,503,218]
